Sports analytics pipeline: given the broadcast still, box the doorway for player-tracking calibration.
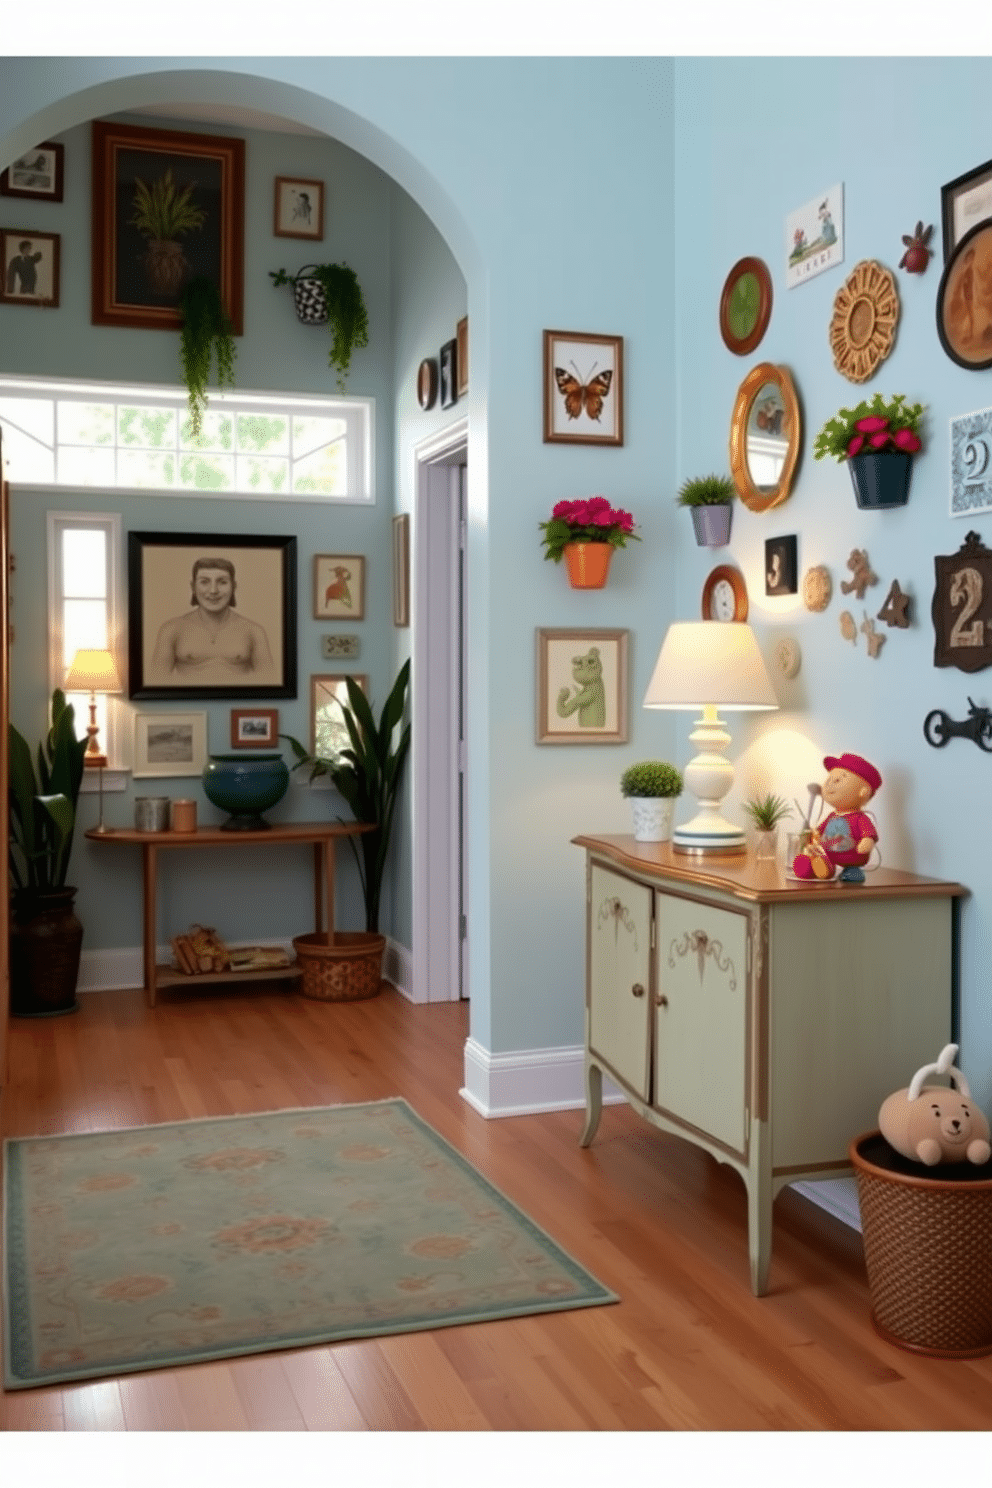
[412,418,468,1004]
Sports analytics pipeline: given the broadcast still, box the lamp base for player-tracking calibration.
[672,816,746,854]
[673,707,746,854]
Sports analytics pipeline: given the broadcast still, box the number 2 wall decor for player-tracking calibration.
[932,530,992,672]
[950,406,992,518]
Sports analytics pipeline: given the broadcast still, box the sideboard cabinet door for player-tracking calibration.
[654,893,748,1155]
[588,864,653,1101]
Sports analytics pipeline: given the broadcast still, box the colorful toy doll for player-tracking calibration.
[792,752,882,884]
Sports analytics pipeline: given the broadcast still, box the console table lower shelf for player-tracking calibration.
[85,821,374,1005]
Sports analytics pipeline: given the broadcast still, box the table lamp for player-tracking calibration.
[643,621,778,853]
[64,647,122,833]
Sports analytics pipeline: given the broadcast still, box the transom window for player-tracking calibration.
[0,376,374,503]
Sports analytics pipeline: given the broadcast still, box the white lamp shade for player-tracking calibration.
[643,622,778,712]
[64,648,122,694]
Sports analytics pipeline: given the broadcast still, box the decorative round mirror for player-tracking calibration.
[729,362,801,512]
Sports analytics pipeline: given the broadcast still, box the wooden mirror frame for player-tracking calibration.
[729,362,801,513]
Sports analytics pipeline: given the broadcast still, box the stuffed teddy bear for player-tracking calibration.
[878,1043,991,1166]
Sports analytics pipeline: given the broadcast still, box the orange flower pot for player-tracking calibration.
[563,542,613,589]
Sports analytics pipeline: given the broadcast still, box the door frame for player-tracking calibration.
[411,417,468,1005]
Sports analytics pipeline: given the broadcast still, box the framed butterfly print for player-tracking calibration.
[543,330,623,446]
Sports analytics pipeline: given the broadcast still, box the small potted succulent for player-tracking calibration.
[538,496,639,589]
[620,760,683,843]
[741,792,792,862]
[676,474,735,547]
[813,393,925,510]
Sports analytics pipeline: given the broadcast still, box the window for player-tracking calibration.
[0,376,374,503]
[48,513,121,759]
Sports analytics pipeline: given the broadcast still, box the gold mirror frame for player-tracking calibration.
[729,362,801,513]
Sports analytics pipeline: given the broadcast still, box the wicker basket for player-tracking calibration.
[850,1131,992,1358]
[292,931,385,1003]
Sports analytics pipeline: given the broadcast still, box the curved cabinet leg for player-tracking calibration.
[747,1120,773,1296]
[580,1059,603,1147]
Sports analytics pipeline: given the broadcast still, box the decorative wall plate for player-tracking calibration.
[417,357,438,410]
[774,636,801,679]
[829,259,900,384]
[936,219,992,371]
[719,256,773,356]
[701,564,748,622]
[802,564,832,612]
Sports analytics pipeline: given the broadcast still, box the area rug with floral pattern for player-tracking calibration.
[2,1098,617,1389]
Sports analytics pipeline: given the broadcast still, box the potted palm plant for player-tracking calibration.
[269,262,369,391]
[813,393,925,509]
[676,474,735,546]
[620,760,683,842]
[7,689,88,1015]
[282,661,410,1000]
[129,166,206,297]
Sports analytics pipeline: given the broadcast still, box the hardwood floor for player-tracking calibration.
[2,981,992,1436]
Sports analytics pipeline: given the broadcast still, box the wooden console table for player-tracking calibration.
[574,833,967,1296]
[86,822,374,1005]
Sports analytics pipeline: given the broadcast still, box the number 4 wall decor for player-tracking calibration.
[950,406,992,518]
[932,530,992,672]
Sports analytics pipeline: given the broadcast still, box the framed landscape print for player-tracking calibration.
[536,628,629,744]
[127,531,297,700]
[543,330,623,445]
[0,229,59,308]
[313,553,365,620]
[273,176,324,241]
[133,711,207,778]
[91,120,245,333]
[785,183,844,288]
[230,707,279,748]
[1,141,64,201]
[311,674,369,757]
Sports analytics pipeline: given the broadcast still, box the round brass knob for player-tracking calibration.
[655,993,669,1008]
[632,982,645,998]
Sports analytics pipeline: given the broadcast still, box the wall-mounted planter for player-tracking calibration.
[690,504,732,547]
[848,451,913,510]
[563,542,613,589]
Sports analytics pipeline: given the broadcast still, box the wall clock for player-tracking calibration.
[417,357,438,410]
[932,529,992,672]
[702,565,748,622]
[719,256,773,356]
[829,259,900,384]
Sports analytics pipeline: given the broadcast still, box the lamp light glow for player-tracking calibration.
[64,648,122,834]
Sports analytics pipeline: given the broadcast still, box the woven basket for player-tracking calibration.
[292,931,385,1002]
[850,1131,992,1357]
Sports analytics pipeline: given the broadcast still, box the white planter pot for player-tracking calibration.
[629,797,675,843]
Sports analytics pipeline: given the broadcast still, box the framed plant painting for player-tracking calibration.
[313,554,365,620]
[536,628,629,745]
[941,158,992,262]
[133,711,207,778]
[230,708,279,748]
[273,176,324,241]
[0,229,59,308]
[91,120,245,333]
[311,674,369,757]
[543,330,623,446]
[127,531,297,701]
[785,183,844,288]
[1,141,64,201]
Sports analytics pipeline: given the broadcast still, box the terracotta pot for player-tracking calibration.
[689,504,732,547]
[848,451,913,510]
[563,542,613,588]
[10,886,83,1017]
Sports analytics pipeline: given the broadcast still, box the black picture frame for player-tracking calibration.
[439,338,458,408]
[941,157,992,263]
[127,532,297,700]
[765,535,798,597]
[0,228,60,308]
[936,218,992,372]
[1,141,64,202]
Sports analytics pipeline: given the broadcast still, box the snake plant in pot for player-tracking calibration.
[282,662,410,1000]
[8,689,88,1015]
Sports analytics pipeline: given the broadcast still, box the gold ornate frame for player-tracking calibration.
[729,362,801,513]
[828,259,900,384]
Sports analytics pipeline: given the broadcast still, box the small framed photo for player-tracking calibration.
[785,183,844,288]
[536,628,629,745]
[456,315,468,396]
[230,707,279,749]
[1,229,60,308]
[543,330,623,446]
[942,158,992,263]
[765,535,798,597]
[950,405,992,518]
[393,514,410,628]
[311,673,369,757]
[133,711,207,778]
[440,337,458,408]
[1,141,64,202]
[273,175,324,241]
[313,553,365,620]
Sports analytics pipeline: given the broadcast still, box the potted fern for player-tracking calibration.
[269,262,369,391]
[179,276,236,440]
[676,474,735,546]
[620,760,683,842]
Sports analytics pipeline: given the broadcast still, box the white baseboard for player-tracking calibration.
[383,938,413,1001]
[459,1038,625,1119]
[792,1177,862,1232]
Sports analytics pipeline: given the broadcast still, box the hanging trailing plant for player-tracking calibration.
[178,276,237,439]
[269,262,369,391]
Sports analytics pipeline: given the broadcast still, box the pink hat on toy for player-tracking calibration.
[822,752,882,794]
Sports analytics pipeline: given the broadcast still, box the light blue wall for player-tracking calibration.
[0,56,678,1067]
[672,56,992,1109]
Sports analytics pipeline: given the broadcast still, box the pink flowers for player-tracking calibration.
[846,416,923,459]
[540,495,639,562]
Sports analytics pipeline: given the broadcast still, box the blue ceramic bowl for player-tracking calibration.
[202,753,290,831]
